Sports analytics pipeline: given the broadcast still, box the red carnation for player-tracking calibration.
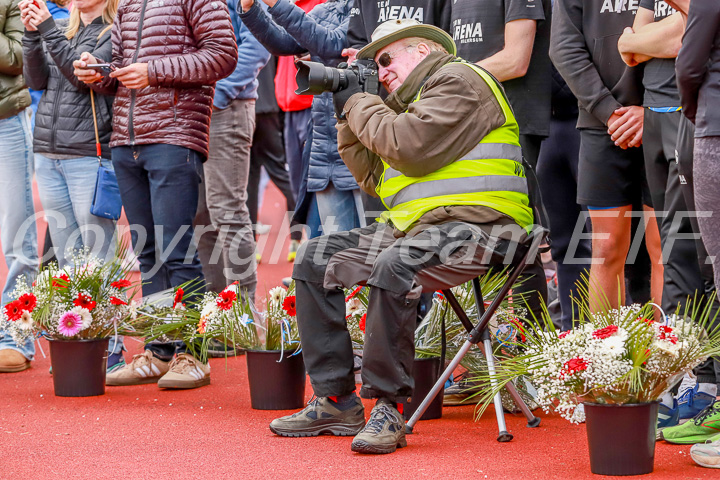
[658,325,678,344]
[52,274,70,288]
[4,301,23,321]
[558,331,569,339]
[216,289,237,311]
[173,288,184,308]
[561,357,589,377]
[73,293,97,311]
[359,313,366,333]
[111,279,132,289]
[110,297,128,306]
[18,293,37,312]
[592,325,619,340]
[282,295,297,317]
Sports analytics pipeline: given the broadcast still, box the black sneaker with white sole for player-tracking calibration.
[269,396,366,437]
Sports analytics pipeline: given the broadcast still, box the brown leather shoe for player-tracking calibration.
[0,349,30,373]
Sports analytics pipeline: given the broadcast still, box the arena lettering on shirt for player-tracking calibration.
[375,2,424,23]
[452,19,483,44]
[600,0,640,14]
[654,1,676,19]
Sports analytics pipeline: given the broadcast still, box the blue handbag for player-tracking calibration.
[89,90,122,220]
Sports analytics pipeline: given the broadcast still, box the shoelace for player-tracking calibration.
[291,395,321,418]
[169,355,195,373]
[364,404,398,434]
[678,385,697,407]
[693,401,720,426]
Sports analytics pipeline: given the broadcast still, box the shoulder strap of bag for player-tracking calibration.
[90,90,102,164]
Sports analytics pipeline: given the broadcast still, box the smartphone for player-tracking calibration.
[86,63,116,75]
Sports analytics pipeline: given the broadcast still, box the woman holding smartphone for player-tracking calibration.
[19,0,117,266]
[20,0,124,370]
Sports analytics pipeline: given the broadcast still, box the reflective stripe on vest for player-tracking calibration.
[376,61,533,232]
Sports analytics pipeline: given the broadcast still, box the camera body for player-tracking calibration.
[295,59,380,96]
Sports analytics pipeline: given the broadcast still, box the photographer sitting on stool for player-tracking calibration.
[271,19,546,454]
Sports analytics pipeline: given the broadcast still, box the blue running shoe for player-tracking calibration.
[658,398,680,429]
[679,385,716,421]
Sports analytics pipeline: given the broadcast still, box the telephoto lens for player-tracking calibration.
[295,61,349,95]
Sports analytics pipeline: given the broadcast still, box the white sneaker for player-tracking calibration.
[157,353,210,389]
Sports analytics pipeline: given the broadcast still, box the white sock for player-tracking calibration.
[661,392,674,407]
[698,383,718,398]
[676,372,697,399]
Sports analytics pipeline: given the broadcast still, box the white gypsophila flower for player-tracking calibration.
[18,310,34,330]
[269,286,286,305]
[224,283,239,295]
[346,298,363,317]
[201,301,219,319]
[71,306,93,329]
[601,336,626,356]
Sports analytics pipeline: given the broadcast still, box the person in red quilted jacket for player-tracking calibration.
[73,0,237,389]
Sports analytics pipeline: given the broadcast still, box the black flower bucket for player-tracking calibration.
[49,338,109,397]
[584,402,659,476]
[246,349,306,410]
[400,357,444,421]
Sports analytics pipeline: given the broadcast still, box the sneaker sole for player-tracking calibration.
[661,433,719,445]
[351,437,407,454]
[270,421,365,437]
[0,362,30,373]
[157,376,210,389]
[691,451,720,468]
[106,376,162,386]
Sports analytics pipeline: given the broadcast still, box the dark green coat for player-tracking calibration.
[0,0,31,120]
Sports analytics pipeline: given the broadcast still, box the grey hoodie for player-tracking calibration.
[550,0,645,129]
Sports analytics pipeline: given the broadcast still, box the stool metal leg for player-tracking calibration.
[484,336,513,442]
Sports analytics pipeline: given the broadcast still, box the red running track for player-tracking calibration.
[0,183,713,479]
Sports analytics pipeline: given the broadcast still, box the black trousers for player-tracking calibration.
[676,114,720,387]
[537,117,591,331]
[247,112,302,241]
[292,222,546,402]
[643,110,704,312]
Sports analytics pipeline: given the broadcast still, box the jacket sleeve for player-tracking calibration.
[343,66,503,177]
[148,0,238,88]
[214,2,270,109]
[268,0,348,59]
[35,18,113,93]
[676,1,719,124]
[92,17,122,96]
[240,1,305,56]
[337,120,383,196]
[0,0,24,76]
[22,30,49,90]
[549,0,621,125]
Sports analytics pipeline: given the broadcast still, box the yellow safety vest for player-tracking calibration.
[376,61,533,232]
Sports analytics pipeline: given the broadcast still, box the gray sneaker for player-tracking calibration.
[269,396,366,437]
[351,399,407,454]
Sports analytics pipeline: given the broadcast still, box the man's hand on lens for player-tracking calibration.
[73,52,103,84]
[110,63,150,89]
[608,106,644,149]
[332,70,363,119]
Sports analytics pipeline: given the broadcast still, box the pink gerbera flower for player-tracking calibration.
[58,311,83,337]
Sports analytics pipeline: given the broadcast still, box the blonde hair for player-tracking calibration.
[65,0,119,40]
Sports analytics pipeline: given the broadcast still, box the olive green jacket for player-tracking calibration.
[0,0,30,120]
[336,52,516,236]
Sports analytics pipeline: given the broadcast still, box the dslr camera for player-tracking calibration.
[295,59,380,96]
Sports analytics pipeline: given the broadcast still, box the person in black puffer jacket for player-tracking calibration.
[21,0,116,269]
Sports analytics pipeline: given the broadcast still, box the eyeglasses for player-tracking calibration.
[376,45,416,68]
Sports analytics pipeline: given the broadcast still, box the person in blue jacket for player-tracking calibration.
[240,0,364,239]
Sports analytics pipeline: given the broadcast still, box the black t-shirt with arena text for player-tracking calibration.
[639,0,680,107]
[450,0,552,137]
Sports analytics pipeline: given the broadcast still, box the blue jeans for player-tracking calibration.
[0,109,37,360]
[305,184,364,239]
[284,109,311,199]
[35,154,117,268]
[112,144,205,296]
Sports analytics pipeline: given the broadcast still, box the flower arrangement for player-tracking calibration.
[0,249,141,343]
[473,297,720,423]
[344,285,369,350]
